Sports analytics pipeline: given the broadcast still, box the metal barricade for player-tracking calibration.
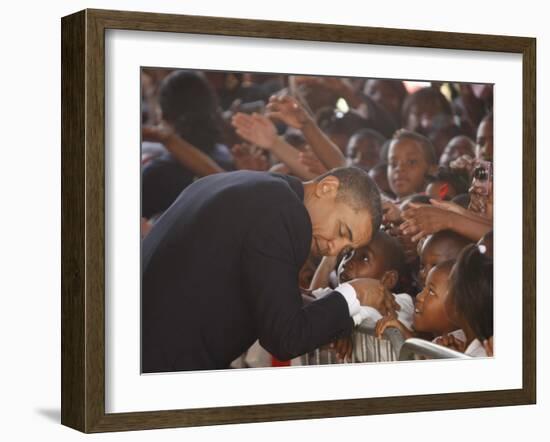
[301,320,406,365]
[398,338,471,361]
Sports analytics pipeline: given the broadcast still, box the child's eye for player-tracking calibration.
[408,159,418,166]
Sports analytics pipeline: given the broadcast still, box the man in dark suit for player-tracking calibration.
[142,166,385,372]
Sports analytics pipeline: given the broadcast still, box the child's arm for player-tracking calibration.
[231,112,317,180]
[375,313,414,340]
[266,95,347,170]
[400,203,492,242]
[142,124,224,176]
[309,256,338,290]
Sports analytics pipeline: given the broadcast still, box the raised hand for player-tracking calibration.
[231,113,278,149]
[266,95,312,129]
[231,143,269,171]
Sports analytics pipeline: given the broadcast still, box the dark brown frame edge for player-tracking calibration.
[61,8,536,433]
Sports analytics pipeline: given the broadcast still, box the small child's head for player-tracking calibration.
[425,167,470,201]
[364,79,408,121]
[476,112,493,162]
[316,107,369,153]
[446,244,493,343]
[439,135,476,167]
[413,260,458,336]
[346,129,386,171]
[387,129,437,199]
[158,70,221,152]
[419,230,471,287]
[402,86,453,135]
[337,230,405,291]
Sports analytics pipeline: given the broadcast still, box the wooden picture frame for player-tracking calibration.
[61,8,536,433]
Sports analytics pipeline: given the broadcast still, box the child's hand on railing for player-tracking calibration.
[433,334,466,352]
[375,314,413,340]
[329,336,353,363]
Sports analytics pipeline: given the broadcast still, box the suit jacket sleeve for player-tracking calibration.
[241,204,354,361]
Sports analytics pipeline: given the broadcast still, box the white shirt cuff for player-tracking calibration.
[334,282,361,319]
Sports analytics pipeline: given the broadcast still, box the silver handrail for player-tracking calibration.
[398,338,471,360]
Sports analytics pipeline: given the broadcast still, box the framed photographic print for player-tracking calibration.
[61,8,536,433]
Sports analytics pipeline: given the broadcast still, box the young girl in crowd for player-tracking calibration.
[439,243,494,357]
[375,260,458,341]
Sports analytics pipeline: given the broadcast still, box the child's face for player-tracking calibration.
[337,242,387,283]
[476,118,493,162]
[364,80,401,117]
[346,136,380,171]
[439,137,474,167]
[413,266,455,335]
[387,139,431,198]
[405,103,439,134]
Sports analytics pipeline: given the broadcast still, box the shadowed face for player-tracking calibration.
[347,135,381,171]
[337,240,387,283]
[476,118,493,162]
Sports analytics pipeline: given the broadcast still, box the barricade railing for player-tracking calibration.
[398,338,471,361]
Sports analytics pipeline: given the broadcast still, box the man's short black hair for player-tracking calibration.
[314,166,383,232]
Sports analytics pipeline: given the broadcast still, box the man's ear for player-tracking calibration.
[315,175,340,199]
[380,270,398,291]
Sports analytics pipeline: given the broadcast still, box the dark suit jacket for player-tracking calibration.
[142,171,354,372]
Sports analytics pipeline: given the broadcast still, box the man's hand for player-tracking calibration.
[348,278,400,316]
[266,95,312,129]
[231,113,278,149]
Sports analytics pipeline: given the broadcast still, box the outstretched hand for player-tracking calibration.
[400,203,454,242]
[266,95,312,129]
[231,113,278,149]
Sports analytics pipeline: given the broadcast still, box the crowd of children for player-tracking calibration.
[141,68,494,364]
